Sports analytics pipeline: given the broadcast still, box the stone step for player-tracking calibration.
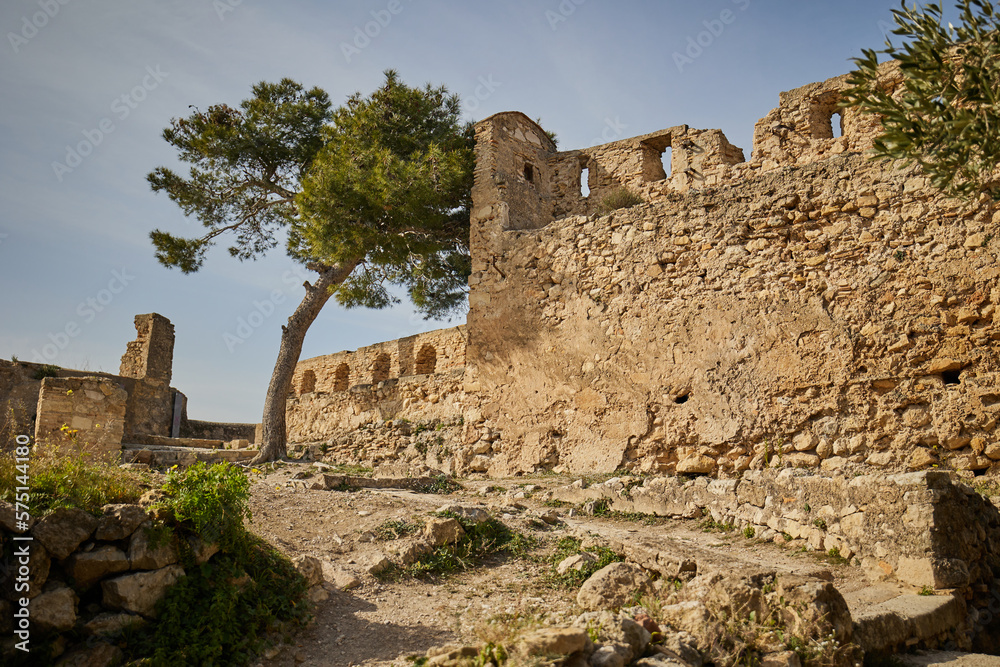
[130,434,226,449]
[900,651,1000,666]
[848,591,966,653]
[122,444,256,467]
[563,519,971,656]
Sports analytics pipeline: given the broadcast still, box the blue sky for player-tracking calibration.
[0,0,915,422]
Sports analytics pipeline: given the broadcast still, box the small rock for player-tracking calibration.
[517,627,592,657]
[436,504,490,524]
[292,555,324,587]
[676,455,715,475]
[577,563,655,611]
[761,651,802,667]
[557,552,598,576]
[423,517,465,547]
[364,552,392,575]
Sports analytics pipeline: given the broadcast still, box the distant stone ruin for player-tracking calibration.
[287,62,1000,480]
[0,314,256,460]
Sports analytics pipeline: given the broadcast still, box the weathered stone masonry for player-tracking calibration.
[287,63,1000,482]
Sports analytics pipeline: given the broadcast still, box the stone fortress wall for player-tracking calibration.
[285,326,467,442]
[287,61,1000,480]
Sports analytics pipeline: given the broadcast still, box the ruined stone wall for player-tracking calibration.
[119,314,174,385]
[178,419,258,443]
[34,377,127,459]
[290,326,466,397]
[552,469,1000,594]
[286,369,466,444]
[465,67,1000,478]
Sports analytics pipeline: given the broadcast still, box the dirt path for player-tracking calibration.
[244,464,890,667]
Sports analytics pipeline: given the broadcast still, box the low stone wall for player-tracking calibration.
[287,369,467,443]
[179,419,258,443]
[0,502,206,662]
[33,377,127,459]
[551,470,1000,595]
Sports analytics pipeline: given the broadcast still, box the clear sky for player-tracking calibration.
[0,0,917,423]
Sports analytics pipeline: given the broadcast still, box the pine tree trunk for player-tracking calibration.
[251,260,358,464]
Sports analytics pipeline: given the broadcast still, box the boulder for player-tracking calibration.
[292,555,324,587]
[101,564,185,618]
[95,504,147,541]
[128,523,179,570]
[577,562,655,611]
[65,546,129,586]
[29,586,78,632]
[32,508,98,560]
[423,517,465,547]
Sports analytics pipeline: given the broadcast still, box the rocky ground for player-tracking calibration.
[241,461,920,667]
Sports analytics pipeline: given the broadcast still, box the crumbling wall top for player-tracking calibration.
[119,313,175,385]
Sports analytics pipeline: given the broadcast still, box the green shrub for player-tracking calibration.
[404,514,534,578]
[547,536,624,588]
[32,364,60,380]
[125,463,310,665]
[597,187,644,214]
[0,448,147,515]
[152,461,251,553]
[123,534,310,665]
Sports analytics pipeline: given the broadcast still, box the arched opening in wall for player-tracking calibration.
[580,165,590,197]
[415,344,437,375]
[333,363,350,391]
[299,370,316,395]
[832,112,844,138]
[372,353,391,383]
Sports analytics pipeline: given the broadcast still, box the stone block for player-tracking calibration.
[101,564,185,618]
